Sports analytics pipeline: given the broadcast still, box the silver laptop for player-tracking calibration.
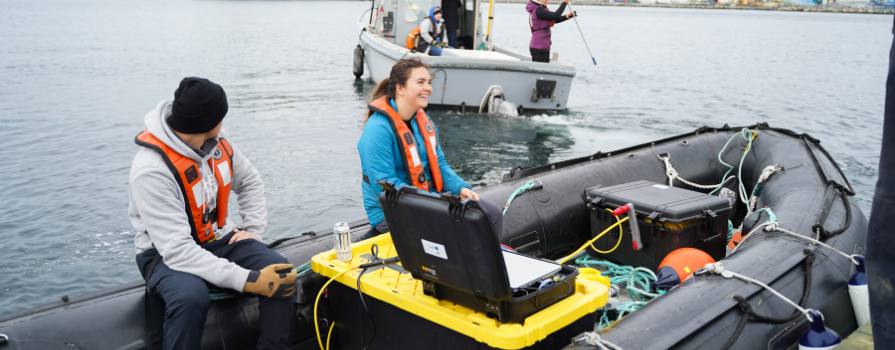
[502,250,563,289]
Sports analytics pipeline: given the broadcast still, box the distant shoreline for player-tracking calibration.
[494,0,895,14]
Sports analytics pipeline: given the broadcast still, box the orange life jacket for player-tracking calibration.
[368,97,443,192]
[406,27,422,50]
[135,130,234,245]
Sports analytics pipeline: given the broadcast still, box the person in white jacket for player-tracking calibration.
[417,5,448,56]
[129,77,296,350]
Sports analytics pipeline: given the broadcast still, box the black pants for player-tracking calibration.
[367,198,504,239]
[530,48,550,63]
[137,233,294,350]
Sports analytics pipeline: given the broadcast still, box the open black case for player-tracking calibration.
[379,184,578,324]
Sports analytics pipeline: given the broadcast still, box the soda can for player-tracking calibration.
[334,222,352,262]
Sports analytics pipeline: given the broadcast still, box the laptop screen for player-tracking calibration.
[502,251,562,289]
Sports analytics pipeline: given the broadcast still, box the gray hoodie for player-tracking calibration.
[128,99,267,291]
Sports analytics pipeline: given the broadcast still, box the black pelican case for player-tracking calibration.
[584,180,731,271]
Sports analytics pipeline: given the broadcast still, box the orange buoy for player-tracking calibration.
[654,247,715,289]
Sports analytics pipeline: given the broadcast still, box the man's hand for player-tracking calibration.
[459,188,480,201]
[564,11,576,19]
[229,229,260,244]
[243,263,296,298]
[563,0,570,4]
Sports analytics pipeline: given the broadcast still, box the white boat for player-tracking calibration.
[353,0,576,113]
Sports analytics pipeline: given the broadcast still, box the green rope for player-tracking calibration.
[576,256,666,331]
[727,220,735,241]
[502,180,541,216]
[729,207,778,241]
[710,128,757,197]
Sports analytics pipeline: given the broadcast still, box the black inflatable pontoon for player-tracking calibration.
[0,124,865,350]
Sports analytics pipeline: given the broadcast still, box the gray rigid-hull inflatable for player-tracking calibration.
[0,124,865,350]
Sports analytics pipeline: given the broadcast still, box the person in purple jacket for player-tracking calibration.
[525,0,576,63]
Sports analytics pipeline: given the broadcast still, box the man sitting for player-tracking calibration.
[130,77,296,349]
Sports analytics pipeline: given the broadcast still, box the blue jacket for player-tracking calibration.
[357,99,470,228]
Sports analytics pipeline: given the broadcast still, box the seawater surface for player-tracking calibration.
[0,0,889,316]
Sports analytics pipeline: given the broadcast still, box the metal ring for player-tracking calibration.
[0,333,8,342]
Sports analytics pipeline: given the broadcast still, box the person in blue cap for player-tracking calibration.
[417,6,449,56]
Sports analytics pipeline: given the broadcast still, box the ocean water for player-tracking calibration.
[0,0,889,317]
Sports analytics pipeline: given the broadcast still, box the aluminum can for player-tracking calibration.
[333,222,352,262]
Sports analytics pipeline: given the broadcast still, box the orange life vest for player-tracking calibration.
[406,27,422,50]
[135,130,234,245]
[368,97,443,192]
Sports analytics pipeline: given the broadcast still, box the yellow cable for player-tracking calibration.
[557,216,630,264]
[314,267,357,350]
[590,210,624,254]
[325,321,336,350]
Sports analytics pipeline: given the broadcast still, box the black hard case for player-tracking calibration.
[585,180,731,271]
[380,186,577,324]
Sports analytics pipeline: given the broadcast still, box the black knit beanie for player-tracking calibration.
[168,77,228,134]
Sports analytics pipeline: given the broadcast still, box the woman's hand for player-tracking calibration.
[229,229,260,244]
[459,188,480,201]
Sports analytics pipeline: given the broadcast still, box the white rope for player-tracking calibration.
[757,164,783,184]
[728,221,774,255]
[658,154,736,190]
[747,164,783,213]
[769,224,860,265]
[729,221,859,266]
[572,332,623,350]
[702,262,813,322]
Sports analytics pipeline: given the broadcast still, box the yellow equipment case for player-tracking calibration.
[311,234,610,350]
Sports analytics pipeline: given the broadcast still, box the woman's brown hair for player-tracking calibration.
[369,58,430,102]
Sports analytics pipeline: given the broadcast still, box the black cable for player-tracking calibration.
[357,267,376,350]
[266,230,316,249]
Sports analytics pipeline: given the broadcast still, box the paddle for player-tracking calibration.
[566,3,598,67]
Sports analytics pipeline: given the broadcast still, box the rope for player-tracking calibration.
[728,207,779,255]
[702,262,813,322]
[735,131,758,206]
[577,256,663,300]
[769,224,860,265]
[576,256,664,331]
[748,164,783,213]
[502,179,542,215]
[710,128,758,198]
[723,252,815,348]
[729,209,859,266]
[571,332,624,350]
[658,154,735,190]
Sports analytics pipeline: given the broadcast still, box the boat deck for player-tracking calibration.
[440,48,520,61]
[840,322,873,350]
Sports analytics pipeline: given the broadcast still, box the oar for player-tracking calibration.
[567,3,598,67]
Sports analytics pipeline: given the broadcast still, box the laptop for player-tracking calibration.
[502,250,562,289]
[379,186,570,314]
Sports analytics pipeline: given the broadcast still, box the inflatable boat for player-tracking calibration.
[0,123,866,350]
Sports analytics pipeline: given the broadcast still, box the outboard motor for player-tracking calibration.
[479,85,518,117]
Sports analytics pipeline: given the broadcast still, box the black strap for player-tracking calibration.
[722,250,815,348]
